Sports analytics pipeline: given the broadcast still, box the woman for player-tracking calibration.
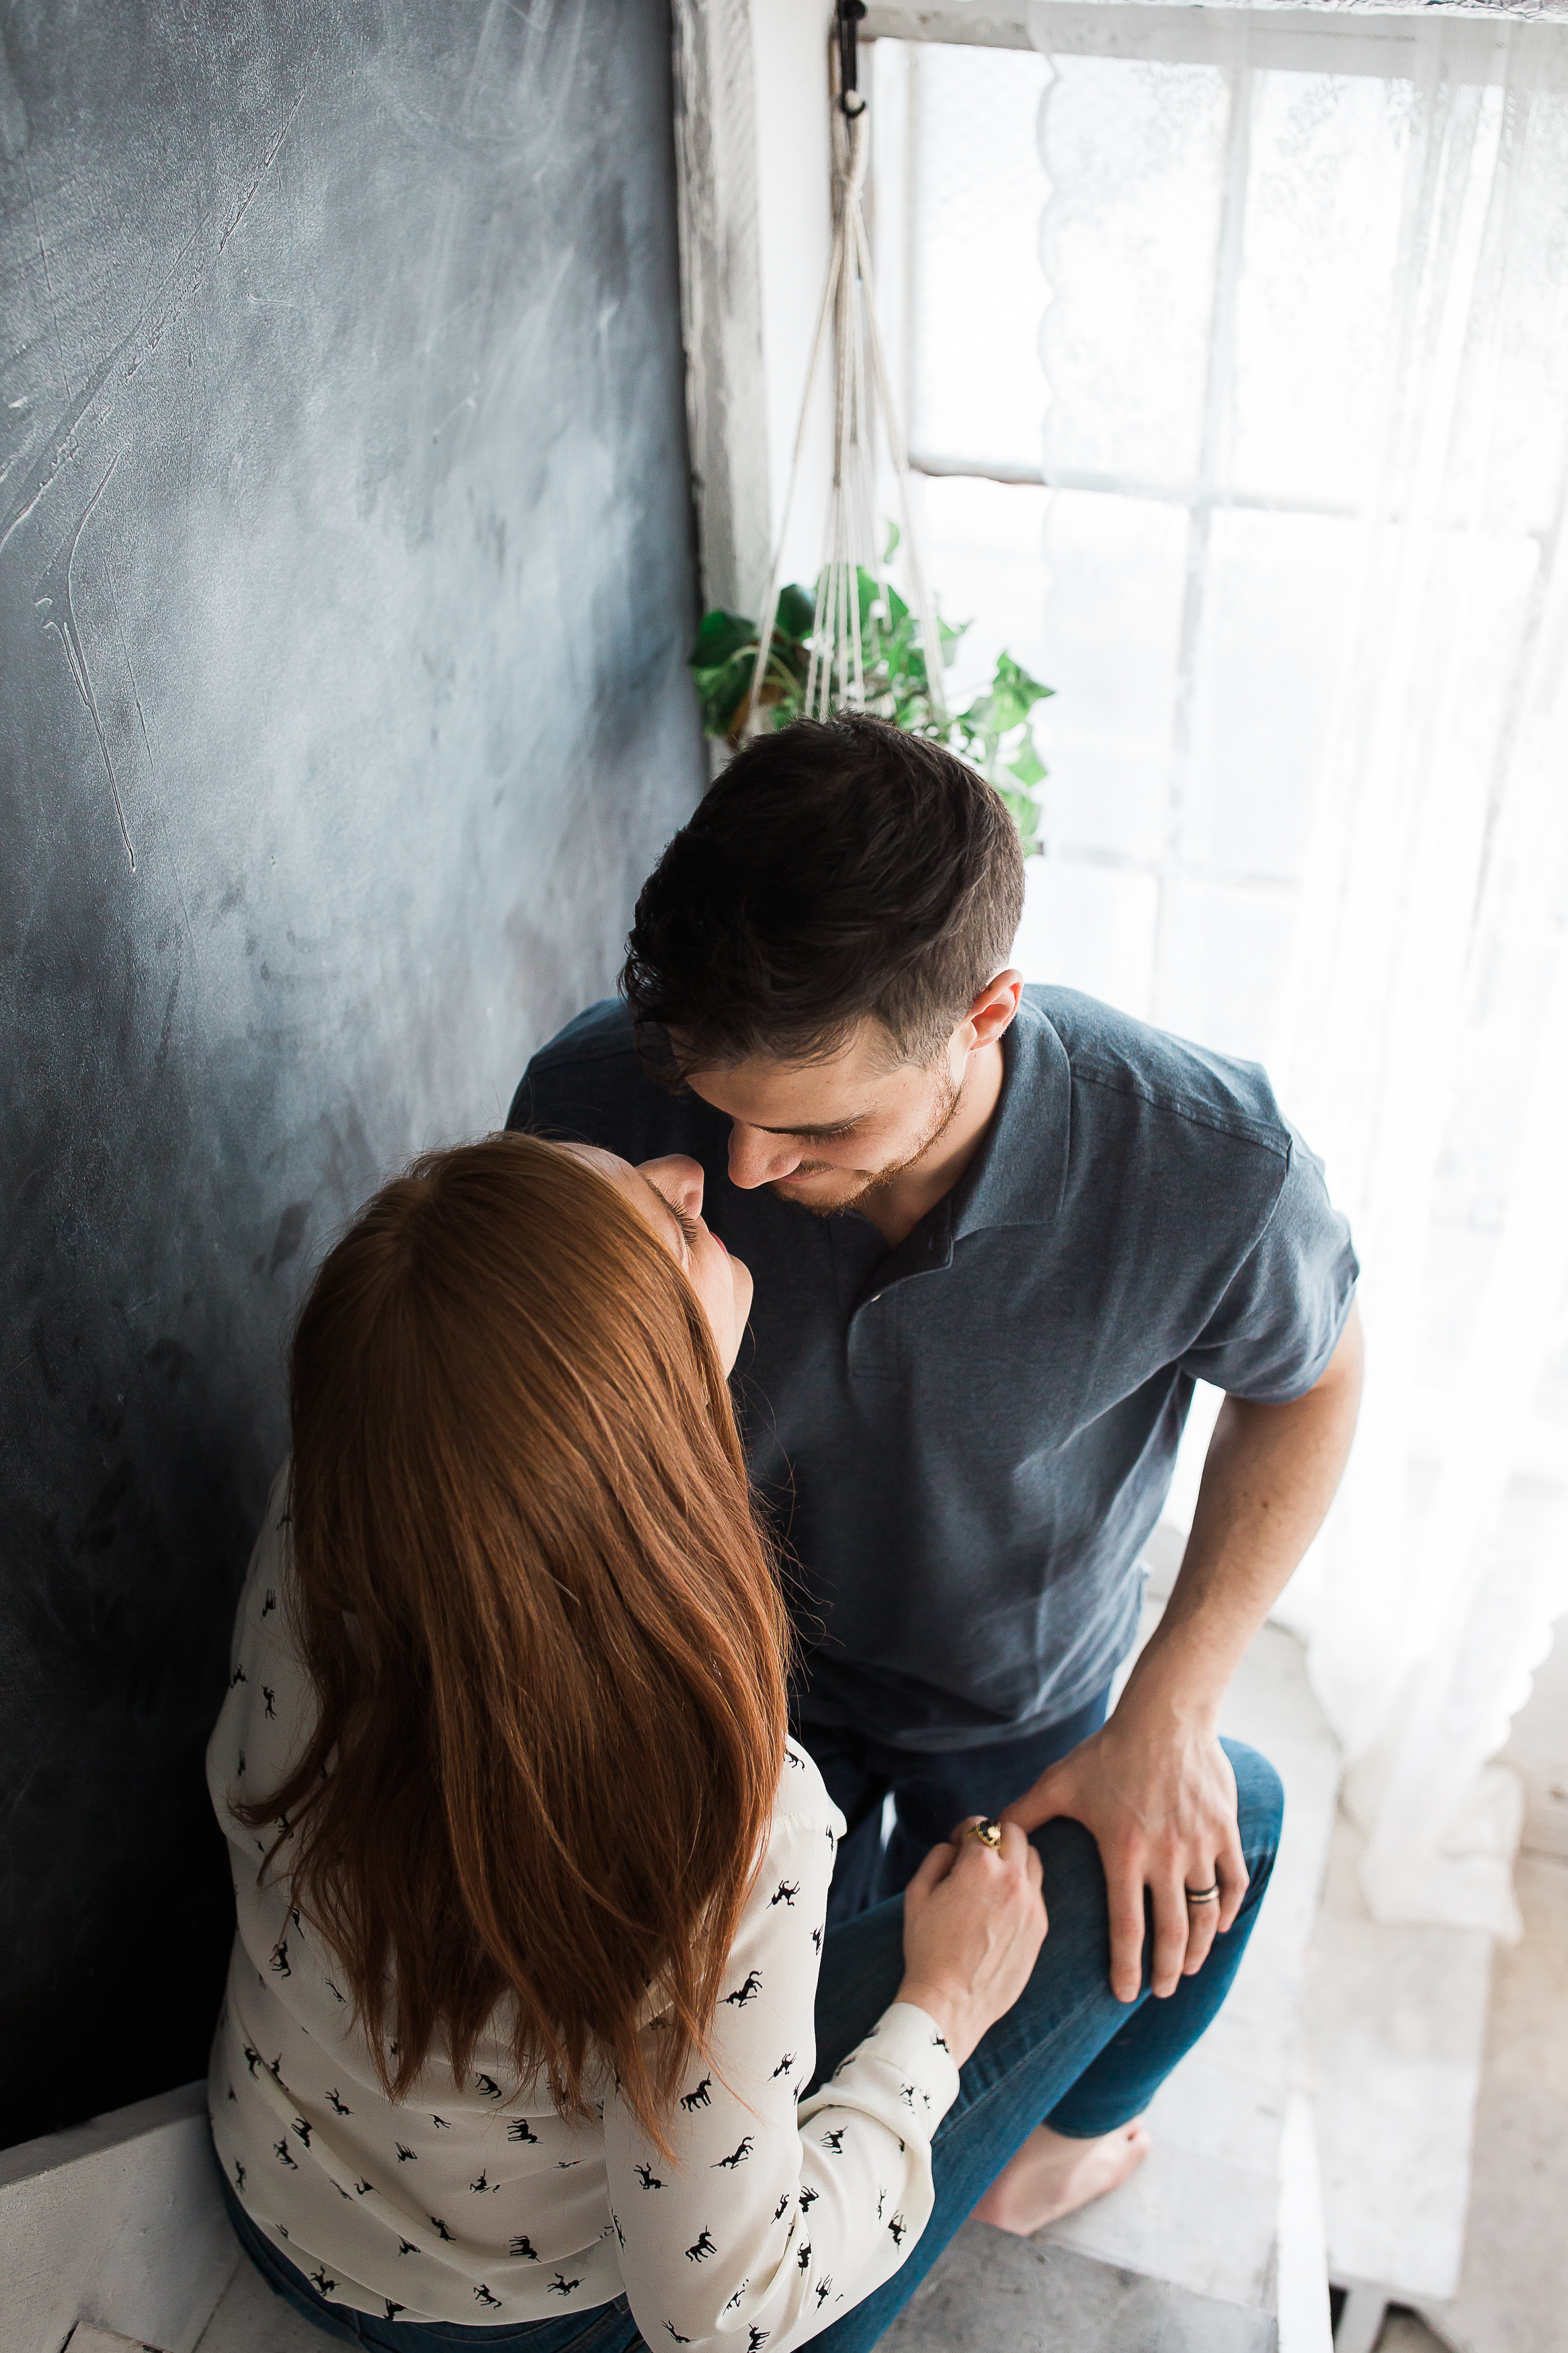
[208,1132,1282,2351]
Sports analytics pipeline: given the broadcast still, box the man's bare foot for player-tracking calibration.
[971,2118,1151,2236]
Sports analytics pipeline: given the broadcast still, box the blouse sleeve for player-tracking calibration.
[602,1785,960,2352]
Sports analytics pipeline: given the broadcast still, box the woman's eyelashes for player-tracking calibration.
[638,1171,702,1257]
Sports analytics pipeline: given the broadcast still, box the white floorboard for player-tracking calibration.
[192,2258,324,2353]
[1305,1817,1493,2311]
[1,2085,237,2353]
[881,2223,1278,2353]
[1042,1619,1342,2311]
[1425,1849,1568,2353]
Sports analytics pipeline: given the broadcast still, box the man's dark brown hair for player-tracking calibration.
[622,715,1026,1072]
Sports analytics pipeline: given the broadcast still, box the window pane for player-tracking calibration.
[1036,489,1187,866]
[1040,58,1231,490]
[1182,508,1358,883]
[1231,71,1411,508]
[899,27,1568,1068]
[911,473,1050,709]
[908,44,1050,470]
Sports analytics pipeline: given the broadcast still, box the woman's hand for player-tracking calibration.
[895,1820,1048,2067]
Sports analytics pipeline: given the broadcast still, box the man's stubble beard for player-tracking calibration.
[770,1058,965,1220]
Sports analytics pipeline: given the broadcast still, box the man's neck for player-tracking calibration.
[856,1040,1007,1248]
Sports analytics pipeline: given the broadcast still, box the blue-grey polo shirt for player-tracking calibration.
[509,986,1358,1753]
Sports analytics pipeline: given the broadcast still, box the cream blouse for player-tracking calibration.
[206,1475,960,2348]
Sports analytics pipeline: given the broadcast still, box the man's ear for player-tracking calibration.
[964,969,1024,1051]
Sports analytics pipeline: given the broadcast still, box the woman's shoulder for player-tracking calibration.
[233,1462,296,1626]
[206,1464,314,1823]
[772,1736,846,1842]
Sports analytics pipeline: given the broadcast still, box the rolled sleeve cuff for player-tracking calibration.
[800,1999,962,2147]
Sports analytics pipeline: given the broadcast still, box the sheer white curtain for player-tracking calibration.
[1028,4,1568,1935]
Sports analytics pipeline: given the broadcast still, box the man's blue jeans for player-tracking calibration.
[218,1739,1283,2353]
[802,1687,1114,1925]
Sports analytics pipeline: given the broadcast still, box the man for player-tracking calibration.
[509,716,1361,2231]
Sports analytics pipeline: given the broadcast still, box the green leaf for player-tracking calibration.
[756,686,804,735]
[692,608,757,667]
[962,649,1057,740]
[883,518,901,565]
[880,611,917,670]
[1007,738,1048,789]
[937,614,969,668]
[767,631,810,682]
[993,650,1054,711]
[690,648,758,737]
[775,582,817,641]
[997,787,1043,858]
[763,641,810,705]
[980,690,1026,735]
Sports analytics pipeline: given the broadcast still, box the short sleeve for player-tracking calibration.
[1179,1129,1358,1401]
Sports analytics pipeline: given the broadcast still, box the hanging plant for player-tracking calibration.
[690,549,1054,856]
[698,7,1054,854]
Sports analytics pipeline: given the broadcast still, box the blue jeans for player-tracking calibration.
[802,1688,1113,1925]
[219,1738,1283,2353]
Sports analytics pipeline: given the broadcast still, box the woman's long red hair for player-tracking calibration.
[238,1133,788,2147]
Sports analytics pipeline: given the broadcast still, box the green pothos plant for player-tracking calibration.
[689,543,1053,855]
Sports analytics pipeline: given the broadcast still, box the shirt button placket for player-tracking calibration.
[848,1285,898,1384]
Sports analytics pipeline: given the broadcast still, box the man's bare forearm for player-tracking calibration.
[1120,1300,1365,1723]
[1004,1303,1363,2001]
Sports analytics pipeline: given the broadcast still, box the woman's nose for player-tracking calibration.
[636,1154,706,1220]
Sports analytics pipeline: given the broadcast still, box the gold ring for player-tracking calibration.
[1184,1882,1221,1905]
[966,1818,1003,1849]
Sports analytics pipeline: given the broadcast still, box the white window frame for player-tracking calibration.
[667,0,1568,620]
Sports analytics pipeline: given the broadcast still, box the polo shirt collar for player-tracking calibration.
[950,995,1073,1241]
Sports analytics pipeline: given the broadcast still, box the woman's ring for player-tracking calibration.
[1184,1881,1221,1905]
[967,1818,1003,1849]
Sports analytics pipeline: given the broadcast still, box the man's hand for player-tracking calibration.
[1002,1702,1245,2002]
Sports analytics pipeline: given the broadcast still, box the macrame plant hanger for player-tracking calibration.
[745,0,948,735]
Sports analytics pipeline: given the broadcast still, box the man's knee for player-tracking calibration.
[1222,1738,1285,1876]
[1030,1812,1103,1886]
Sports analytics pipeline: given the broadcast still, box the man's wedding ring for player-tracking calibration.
[1184,1882,1221,1905]
[967,1818,1003,1849]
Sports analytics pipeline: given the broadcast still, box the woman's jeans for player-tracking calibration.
[218,1738,1283,2353]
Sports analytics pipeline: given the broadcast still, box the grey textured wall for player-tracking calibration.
[0,0,702,2147]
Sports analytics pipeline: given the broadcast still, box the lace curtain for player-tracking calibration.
[1019,3,1568,1934]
